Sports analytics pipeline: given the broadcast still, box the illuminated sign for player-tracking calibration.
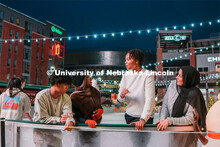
[164,34,186,42]
[207,57,220,62]
[51,26,62,35]
[52,43,63,57]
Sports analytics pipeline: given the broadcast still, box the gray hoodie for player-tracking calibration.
[0,88,31,120]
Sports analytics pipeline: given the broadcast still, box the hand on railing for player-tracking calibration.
[155,119,169,131]
[92,109,103,121]
[64,121,73,131]
[85,119,97,128]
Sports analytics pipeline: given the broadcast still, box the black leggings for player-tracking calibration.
[125,113,153,124]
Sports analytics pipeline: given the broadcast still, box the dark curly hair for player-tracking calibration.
[49,70,72,86]
[126,49,144,67]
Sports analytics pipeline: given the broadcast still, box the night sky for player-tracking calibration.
[1,0,220,53]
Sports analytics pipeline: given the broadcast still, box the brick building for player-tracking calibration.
[0,3,65,85]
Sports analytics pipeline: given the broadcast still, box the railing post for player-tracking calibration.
[0,118,5,147]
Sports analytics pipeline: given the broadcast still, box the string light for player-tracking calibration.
[1,18,219,42]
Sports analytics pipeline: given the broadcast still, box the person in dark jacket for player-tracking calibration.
[70,72,103,147]
[70,74,103,127]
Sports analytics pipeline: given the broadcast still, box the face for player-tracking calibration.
[218,93,220,100]
[55,83,69,94]
[176,69,184,86]
[125,53,139,70]
[85,75,92,87]
[21,82,25,89]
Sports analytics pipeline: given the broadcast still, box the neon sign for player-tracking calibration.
[52,43,63,57]
[164,34,186,42]
[51,26,62,35]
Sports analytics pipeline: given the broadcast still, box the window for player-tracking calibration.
[24,35,31,46]
[10,15,14,23]
[23,62,30,74]
[37,27,40,34]
[14,60,16,68]
[41,66,43,72]
[16,18,19,25]
[13,74,16,77]
[8,43,11,52]
[36,65,38,72]
[7,58,10,66]
[6,73,10,81]
[35,77,38,85]
[23,48,31,60]
[198,68,203,72]
[37,40,39,46]
[40,79,42,85]
[36,51,39,59]
[15,45,17,53]
[41,53,44,60]
[204,67,208,72]
[25,21,32,33]
[0,11,3,22]
[42,40,44,47]
[9,29,12,37]
[42,29,44,35]
[15,31,18,39]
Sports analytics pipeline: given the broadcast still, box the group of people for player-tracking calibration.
[0,49,215,146]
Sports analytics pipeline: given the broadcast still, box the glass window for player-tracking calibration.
[198,68,203,72]
[25,21,32,33]
[204,67,208,72]
[40,79,42,85]
[36,65,38,72]
[7,58,10,66]
[0,11,3,22]
[23,48,31,60]
[36,51,39,59]
[6,73,10,81]
[22,62,30,74]
[42,29,44,35]
[14,60,16,68]
[13,74,16,77]
[41,53,44,60]
[8,43,11,52]
[42,40,44,47]
[15,31,18,39]
[16,18,19,25]
[41,66,43,72]
[9,29,12,37]
[10,15,14,23]
[37,27,40,34]
[35,77,38,85]
[15,45,17,53]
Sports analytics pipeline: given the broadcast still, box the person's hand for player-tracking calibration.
[85,119,97,128]
[64,121,73,131]
[92,109,103,121]
[120,89,130,98]
[155,119,169,131]
[130,119,145,130]
[60,113,68,123]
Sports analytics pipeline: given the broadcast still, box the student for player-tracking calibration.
[33,71,75,129]
[70,74,103,127]
[33,72,75,147]
[156,66,206,131]
[0,77,32,121]
[117,49,155,130]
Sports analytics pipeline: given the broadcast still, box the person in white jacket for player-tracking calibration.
[118,49,155,131]
[0,77,32,121]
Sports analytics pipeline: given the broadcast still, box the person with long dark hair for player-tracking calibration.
[0,77,32,121]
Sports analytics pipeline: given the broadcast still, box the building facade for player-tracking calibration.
[0,3,65,85]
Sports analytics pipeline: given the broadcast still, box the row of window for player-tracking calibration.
[8,43,18,53]
[6,73,43,85]
[7,58,16,67]
[9,29,19,38]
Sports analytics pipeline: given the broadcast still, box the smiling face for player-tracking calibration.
[176,69,184,86]
[125,53,139,70]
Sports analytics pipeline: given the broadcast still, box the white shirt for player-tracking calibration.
[117,69,155,122]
